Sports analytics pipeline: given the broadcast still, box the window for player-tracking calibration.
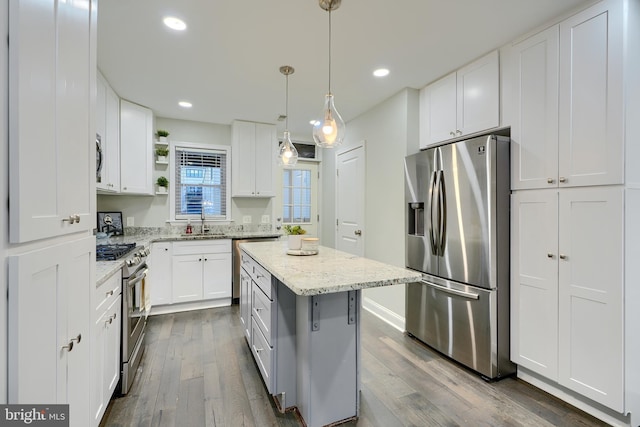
[283,169,311,223]
[171,143,230,221]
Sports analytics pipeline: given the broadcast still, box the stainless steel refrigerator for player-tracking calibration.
[404,134,515,379]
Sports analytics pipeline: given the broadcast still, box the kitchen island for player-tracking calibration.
[239,241,421,427]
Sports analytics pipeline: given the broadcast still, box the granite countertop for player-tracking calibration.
[239,240,422,296]
[96,231,282,286]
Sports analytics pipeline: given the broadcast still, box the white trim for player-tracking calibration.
[334,140,366,255]
[362,296,405,332]
[149,298,232,316]
[517,368,631,427]
[169,141,231,222]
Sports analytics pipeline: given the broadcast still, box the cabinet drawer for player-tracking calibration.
[251,317,273,392]
[172,239,231,255]
[252,282,274,343]
[95,269,121,314]
[252,262,272,299]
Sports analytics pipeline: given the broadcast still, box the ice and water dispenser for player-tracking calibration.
[408,202,424,236]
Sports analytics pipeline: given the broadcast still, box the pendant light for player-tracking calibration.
[277,65,299,167]
[312,0,345,148]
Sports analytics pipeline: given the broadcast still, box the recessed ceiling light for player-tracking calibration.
[163,16,186,31]
[373,68,390,77]
[178,101,192,108]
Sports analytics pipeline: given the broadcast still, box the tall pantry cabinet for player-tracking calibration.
[507,0,635,419]
[6,1,97,426]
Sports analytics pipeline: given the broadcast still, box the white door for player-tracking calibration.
[510,189,559,380]
[557,186,624,411]
[274,162,319,237]
[336,144,365,256]
[172,255,204,303]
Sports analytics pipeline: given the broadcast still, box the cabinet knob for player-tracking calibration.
[559,177,567,183]
[71,333,82,344]
[547,178,555,184]
[62,214,78,224]
[165,248,168,251]
[547,253,554,258]
[449,131,455,137]
[559,254,568,260]
[61,341,74,352]
[456,130,462,135]
[106,290,114,297]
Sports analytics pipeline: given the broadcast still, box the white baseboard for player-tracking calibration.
[517,367,631,427]
[362,296,405,332]
[149,298,231,316]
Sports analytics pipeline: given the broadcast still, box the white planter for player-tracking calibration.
[157,186,167,194]
[157,155,167,162]
[288,235,303,250]
[159,136,168,142]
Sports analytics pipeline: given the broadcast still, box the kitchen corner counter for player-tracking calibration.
[239,240,421,296]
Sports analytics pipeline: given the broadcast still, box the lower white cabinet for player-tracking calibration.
[240,265,252,340]
[91,269,122,427]
[511,186,624,411]
[172,240,232,304]
[149,242,172,306]
[8,236,94,427]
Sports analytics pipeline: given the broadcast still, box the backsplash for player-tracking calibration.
[123,223,274,237]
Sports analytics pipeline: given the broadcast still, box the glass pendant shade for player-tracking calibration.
[313,93,345,148]
[278,131,298,167]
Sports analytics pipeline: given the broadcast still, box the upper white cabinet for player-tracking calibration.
[558,0,623,188]
[8,236,95,427]
[9,0,96,243]
[232,120,276,197]
[420,50,499,148]
[509,0,623,190]
[96,72,120,193]
[120,99,153,195]
[507,26,560,190]
[511,187,624,412]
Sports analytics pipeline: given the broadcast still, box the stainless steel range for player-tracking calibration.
[97,241,150,394]
[119,245,149,394]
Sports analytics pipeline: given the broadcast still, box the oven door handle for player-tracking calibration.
[127,268,148,288]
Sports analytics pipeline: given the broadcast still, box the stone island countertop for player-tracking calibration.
[239,240,422,296]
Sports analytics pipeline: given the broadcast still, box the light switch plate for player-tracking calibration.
[261,215,270,224]
[126,216,134,226]
[243,215,252,224]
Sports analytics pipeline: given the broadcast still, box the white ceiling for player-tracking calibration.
[98,0,590,139]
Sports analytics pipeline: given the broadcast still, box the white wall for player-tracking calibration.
[97,117,274,227]
[1,1,9,404]
[320,88,419,323]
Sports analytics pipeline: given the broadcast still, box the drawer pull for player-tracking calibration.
[255,347,264,353]
[106,290,114,297]
[256,273,265,279]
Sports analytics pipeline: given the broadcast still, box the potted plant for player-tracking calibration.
[156,176,169,193]
[155,146,169,162]
[156,129,170,142]
[283,225,306,250]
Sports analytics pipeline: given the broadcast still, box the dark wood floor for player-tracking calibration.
[101,306,607,427]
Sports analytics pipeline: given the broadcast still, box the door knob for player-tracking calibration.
[354,230,362,236]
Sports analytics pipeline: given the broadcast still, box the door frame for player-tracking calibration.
[334,141,366,255]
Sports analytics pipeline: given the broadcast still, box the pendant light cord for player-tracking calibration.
[328,8,332,95]
[285,72,289,130]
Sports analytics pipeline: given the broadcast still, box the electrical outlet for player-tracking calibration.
[126,216,134,226]
[261,215,270,224]
[242,215,252,224]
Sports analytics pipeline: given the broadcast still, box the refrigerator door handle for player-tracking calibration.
[436,170,447,256]
[420,279,480,300]
[428,171,438,255]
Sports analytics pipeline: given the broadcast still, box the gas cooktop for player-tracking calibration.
[96,243,137,261]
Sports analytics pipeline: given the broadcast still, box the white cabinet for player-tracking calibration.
[91,269,121,427]
[96,72,120,193]
[120,99,153,195]
[171,240,232,305]
[507,26,559,190]
[511,187,624,411]
[419,50,499,148]
[509,0,623,190]
[149,242,172,306]
[9,0,96,243]
[240,263,252,340]
[232,120,276,197]
[8,236,94,427]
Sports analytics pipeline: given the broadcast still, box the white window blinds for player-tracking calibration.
[174,147,228,220]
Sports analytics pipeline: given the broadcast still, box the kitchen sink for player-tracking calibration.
[180,232,226,237]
